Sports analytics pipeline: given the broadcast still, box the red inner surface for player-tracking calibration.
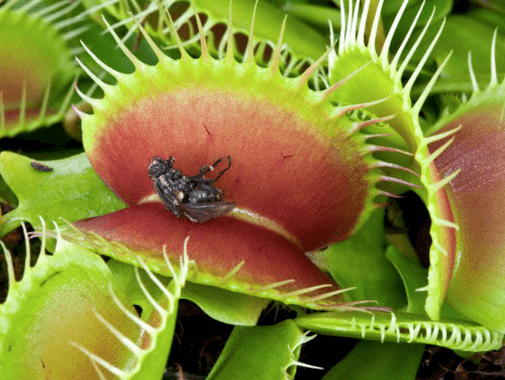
[88,88,370,250]
[75,203,344,302]
[429,108,505,304]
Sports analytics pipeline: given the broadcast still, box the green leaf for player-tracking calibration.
[322,340,424,380]
[182,283,270,326]
[207,320,309,380]
[0,151,127,235]
[107,258,269,326]
[280,2,341,33]
[469,8,505,28]
[326,208,407,309]
[385,245,427,314]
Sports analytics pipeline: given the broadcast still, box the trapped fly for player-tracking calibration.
[148,155,236,223]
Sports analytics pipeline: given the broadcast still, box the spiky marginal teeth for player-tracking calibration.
[467,52,481,93]
[302,288,356,302]
[382,0,416,70]
[137,259,176,312]
[191,6,211,61]
[283,285,366,307]
[164,7,192,60]
[2,71,75,134]
[75,58,110,92]
[108,284,154,333]
[424,125,462,144]
[269,16,288,74]
[253,279,297,293]
[376,190,403,199]
[70,342,124,378]
[19,81,27,124]
[71,103,89,118]
[331,300,384,311]
[117,0,321,79]
[363,133,394,139]
[135,264,167,315]
[101,16,146,69]
[39,80,51,116]
[432,217,459,231]
[79,40,123,79]
[378,176,422,189]
[397,7,437,81]
[367,0,384,55]
[413,51,453,114]
[62,25,91,41]
[71,244,188,378]
[220,261,246,282]
[424,136,456,165]
[34,0,71,17]
[347,114,395,136]
[490,28,499,85]
[2,0,80,133]
[374,161,420,177]
[222,4,236,61]
[93,308,143,354]
[73,83,100,109]
[290,361,324,371]
[468,29,499,94]
[296,45,335,91]
[367,145,413,156]
[334,95,392,119]
[255,281,354,306]
[46,0,82,24]
[109,7,153,36]
[320,61,373,102]
[363,306,393,312]
[430,169,461,194]
[74,0,119,21]
[338,0,352,53]
[278,284,335,298]
[119,3,188,44]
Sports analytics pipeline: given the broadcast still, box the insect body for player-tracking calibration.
[31,161,53,172]
[148,156,236,223]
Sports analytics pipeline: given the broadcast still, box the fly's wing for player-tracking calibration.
[181,201,236,223]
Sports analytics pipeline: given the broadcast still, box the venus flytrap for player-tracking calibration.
[62,3,404,310]
[2,0,505,378]
[0,222,141,379]
[323,0,462,322]
[71,239,189,380]
[0,0,81,138]
[81,0,329,78]
[326,0,505,336]
[295,309,504,352]
[66,0,505,357]
[0,220,196,379]
[424,30,505,331]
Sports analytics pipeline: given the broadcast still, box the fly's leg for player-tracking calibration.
[191,156,232,182]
